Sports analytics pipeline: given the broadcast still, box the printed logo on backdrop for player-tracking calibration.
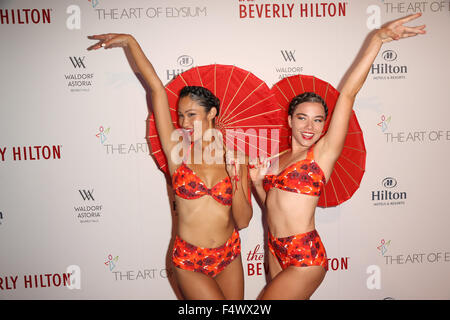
[0,145,62,162]
[382,1,450,14]
[246,244,349,276]
[96,126,111,144]
[371,177,407,206]
[366,2,449,29]
[246,244,267,276]
[377,115,391,132]
[103,254,172,281]
[74,189,103,223]
[377,239,392,256]
[65,56,94,92]
[97,125,149,156]
[276,50,304,80]
[104,254,119,272]
[371,49,407,81]
[0,211,3,226]
[88,0,99,8]
[0,8,52,25]
[0,266,81,291]
[92,3,207,20]
[378,117,450,144]
[377,239,450,267]
[166,55,194,81]
[238,0,348,19]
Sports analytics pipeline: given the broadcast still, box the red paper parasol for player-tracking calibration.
[271,74,366,207]
[148,64,289,174]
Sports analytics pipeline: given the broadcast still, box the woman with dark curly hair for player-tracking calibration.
[250,14,425,300]
[87,34,252,299]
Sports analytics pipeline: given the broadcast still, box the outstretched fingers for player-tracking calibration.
[396,12,422,24]
[382,13,426,42]
[402,25,426,37]
[87,33,118,50]
[87,34,107,50]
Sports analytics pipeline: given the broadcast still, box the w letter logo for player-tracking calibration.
[79,189,95,201]
[69,56,86,68]
[281,50,296,62]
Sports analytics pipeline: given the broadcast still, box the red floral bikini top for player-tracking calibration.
[172,162,233,206]
[263,147,326,196]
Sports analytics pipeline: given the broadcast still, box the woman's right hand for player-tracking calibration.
[87,33,133,50]
[248,157,271,185]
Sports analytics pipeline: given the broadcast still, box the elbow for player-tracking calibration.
[236,210,253,230]
[339,90,358,102]
[237,220,250,230]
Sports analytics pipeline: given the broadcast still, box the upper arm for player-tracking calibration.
[150,88,178,157]
[125,39,178,158]
[316,93,355,167]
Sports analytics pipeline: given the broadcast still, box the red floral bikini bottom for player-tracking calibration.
[268,229,328,271]
[172,228,241,277]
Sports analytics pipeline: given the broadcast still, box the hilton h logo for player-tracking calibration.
[382,50,397,62]
[382,177,397,188]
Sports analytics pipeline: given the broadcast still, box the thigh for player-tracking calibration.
[174,267,225,300]
[267,249,283,281]
[256,251,282,300]
[214,255,244,300]
[260,265,326,300]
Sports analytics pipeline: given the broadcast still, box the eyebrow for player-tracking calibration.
[178,109,196,114]
[295,112,324,118]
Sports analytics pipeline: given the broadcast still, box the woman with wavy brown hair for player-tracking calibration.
[88,34,253,300]
[250,13,425,300]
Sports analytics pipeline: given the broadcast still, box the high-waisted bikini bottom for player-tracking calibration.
[268,229,328,271]
[172,228,241,277]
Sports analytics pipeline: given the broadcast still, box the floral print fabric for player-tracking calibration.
[263,147,325,196]
[268,229,328,271]
[172,163,233,206]
[172,228,241,277]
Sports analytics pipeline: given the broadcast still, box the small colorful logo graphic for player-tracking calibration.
[104,254,119,271]
[377,239,391,256]
[377,115,391,132]
[88,0,99,8]
[96,126,110,144]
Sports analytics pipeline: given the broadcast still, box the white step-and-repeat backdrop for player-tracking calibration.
[1,0,449,299]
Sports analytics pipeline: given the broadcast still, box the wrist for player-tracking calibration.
[125,34,137,47]
[374,28,391,44]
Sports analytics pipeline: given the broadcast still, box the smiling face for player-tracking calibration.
[288,101,326,148]
[177,96,217,139]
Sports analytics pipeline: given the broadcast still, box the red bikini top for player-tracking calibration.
[263,147,326,196]
[172,162,233,206]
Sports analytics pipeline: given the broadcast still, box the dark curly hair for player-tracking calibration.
[179,86,220,117]
[288,92,328,120]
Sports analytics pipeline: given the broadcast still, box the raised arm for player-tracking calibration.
[316,13,426,165]
[87,34,177,157]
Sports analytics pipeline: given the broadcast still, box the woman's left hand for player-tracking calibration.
[378,13,426,43]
